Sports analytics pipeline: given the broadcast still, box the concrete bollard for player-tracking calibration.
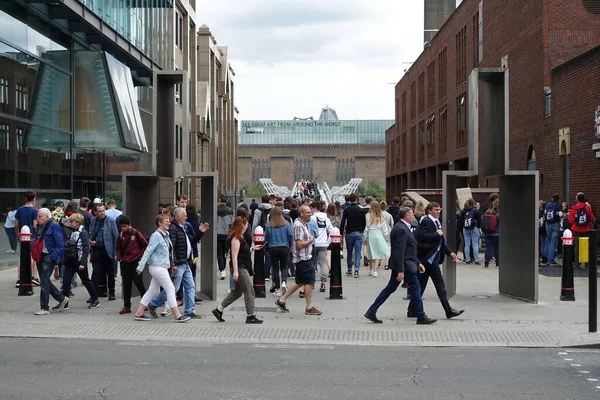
[252,226,266,298]
[18,226,34,296]
[328,228,344,300]
[560,229,575,301]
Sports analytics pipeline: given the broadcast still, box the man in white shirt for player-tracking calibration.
[105,199,122,223]
[309,201,334,292]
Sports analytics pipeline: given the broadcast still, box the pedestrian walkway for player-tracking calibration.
[0,223,19,269]
[0,262,598,347]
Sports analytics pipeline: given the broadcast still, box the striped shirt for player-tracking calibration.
[291,218,312,264]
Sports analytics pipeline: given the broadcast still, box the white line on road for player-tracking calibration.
[558,352,568,355]
[571,364,582,367]
[580,371,590,374]
[254,344,335,350]
[587,378,599,382]
[564,358,574,361]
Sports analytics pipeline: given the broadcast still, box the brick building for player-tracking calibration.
[238,113,392,190]
[386,0,600,205]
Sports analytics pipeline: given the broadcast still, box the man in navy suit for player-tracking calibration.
[364,207,436,325]
[410,202,464,319]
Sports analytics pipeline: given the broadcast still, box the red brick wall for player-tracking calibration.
[548,47,600,209]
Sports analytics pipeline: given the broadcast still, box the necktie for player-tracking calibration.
[435,220,441,229]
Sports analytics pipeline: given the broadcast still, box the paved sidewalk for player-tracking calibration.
[0,262,598,347]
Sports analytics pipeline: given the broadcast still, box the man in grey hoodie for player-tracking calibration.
[252,194,274,280]
[217,195,234,280]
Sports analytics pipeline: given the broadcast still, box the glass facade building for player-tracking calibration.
[0,0,170,211]
[239,120,393,146]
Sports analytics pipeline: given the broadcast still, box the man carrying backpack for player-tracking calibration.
[481,200,500,268]
[252,194,273,280]
[388,197,401,225]
[568,192,596,269]
[461,199,481,265]
[543,194,562,266]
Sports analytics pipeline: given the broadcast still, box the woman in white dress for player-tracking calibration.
[363,201,390,277]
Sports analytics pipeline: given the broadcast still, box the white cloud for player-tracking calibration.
[199,0,429,120]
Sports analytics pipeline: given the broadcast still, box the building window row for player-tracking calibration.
[410,81,416,121]
[426,114,435,159]
[427,61,436,109]
[418,72,425,115]
[175,124,183,160]
[16,84,28,111]
[455,26,467,86]
[438,47,447,100]
[439,106,448,155]
[456,93,467,149]
[401,91,407,127]
[175,11,184,50]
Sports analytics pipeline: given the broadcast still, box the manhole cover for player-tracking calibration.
[231,306,279,313]
[472,295,490,299]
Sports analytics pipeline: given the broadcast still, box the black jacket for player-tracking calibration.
[169,221,204,265]
[389,221,419,273]
[340,203,366,235]
[417,216,452,265]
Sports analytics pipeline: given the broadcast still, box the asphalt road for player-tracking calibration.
[0,338,599,400]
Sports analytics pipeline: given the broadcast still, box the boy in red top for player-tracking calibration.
[115,215,148,314]
[568,192,596,269]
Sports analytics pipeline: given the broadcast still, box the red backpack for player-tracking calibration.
[31,237,44,263]
[481,212,498,234]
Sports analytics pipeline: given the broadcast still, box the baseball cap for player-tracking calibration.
[93,197,103,204]
[55,201,64,207]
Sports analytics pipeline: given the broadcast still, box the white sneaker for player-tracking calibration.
[161,307,172,317]
[5,250,11,253]
[220,270,226,280]
[280,282,287,296]
[274,289,281,296]
[372,271,378,277]
[368,270,373,276]
[34,309,50,315]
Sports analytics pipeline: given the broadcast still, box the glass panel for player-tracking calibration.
[0,41,71,132]
[104,53,148,152]
[0,116,71,191]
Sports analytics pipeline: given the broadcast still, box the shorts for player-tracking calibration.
[294,259,315,285]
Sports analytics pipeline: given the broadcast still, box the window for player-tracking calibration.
[410,126,416,165]
[401,91,407,127]
[410,81,416,121]
[175,124,183,160]
[427,61,435,108]
[0,78,9,105]
[439,107,448,155]
[174,67,182,105]
[455,26,467,86]
[16,84,28,111]
[175,11,183,50]
[478,1,483,64]
[473,12,480,68]
[426,114,436,159]
[438,48,447,100]
[418,72,425,115]
[456,93,467,149]
[401,131,407,167]
[582,0,600,15]
[0,123,8,150]
[544,87,551,117]
[16,128,26,153]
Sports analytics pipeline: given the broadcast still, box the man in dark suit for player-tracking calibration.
[364,207,436,325]
[410,201,464,319]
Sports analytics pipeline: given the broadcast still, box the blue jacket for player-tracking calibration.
[265,222,293,248]
[543,201,562,224]
[137,229,173,271]
[89,216,119,259]
[42,220,65,265]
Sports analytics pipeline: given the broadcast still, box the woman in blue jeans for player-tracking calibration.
[483,201,500,268]
[461,199,481,265]
[4,204,17,253]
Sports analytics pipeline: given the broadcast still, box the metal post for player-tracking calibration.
[328,231,344,300]
[589,230,597,333]
[560,229,575,301]
[252,228,266,298]
[18,227,34,296]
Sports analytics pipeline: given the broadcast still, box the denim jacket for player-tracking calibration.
[265,222,293,248]
[137,229,173,272]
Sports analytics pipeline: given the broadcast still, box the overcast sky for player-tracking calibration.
[202,1,462,121]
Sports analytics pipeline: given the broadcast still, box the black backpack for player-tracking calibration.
[63,234,81,266]
[463,209,475,230]
[575,207,589,227]
[258,207,271,229]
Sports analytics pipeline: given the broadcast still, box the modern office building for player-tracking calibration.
[424,0,456,43]
[238,109,392,190]
[386,0,600,207]
[0,0,239,213]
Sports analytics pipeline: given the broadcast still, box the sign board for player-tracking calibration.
[456,187,473,209]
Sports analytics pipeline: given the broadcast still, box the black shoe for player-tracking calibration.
[446,309,465,319]
[484,263,489,268]
[346,270,352,276]
[175,315,191,323]
[363,256,369,266]
[185,312,202,319]
[88,300,100,309]
[148,306,159,318]
[108,294,116,301]
[211,308,225,322]
[269,284,277,293]
[384,265,389,270]
[194,296,203,303]
[246,315,263,324]
[407,311,418,318]
[265,276,270,282]
[417,318,437,325]
[364,312,383,324]
[68,292,74,297]
[32,277,40,286]
[15,280,20,288]
[86,297,93,304]
[299,291,305,298]
[320,283,326,292]
[354,271,360,278]
[98,293,108,298]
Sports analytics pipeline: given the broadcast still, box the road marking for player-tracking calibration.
[580,371,590,374]
[571,364,582,367]
[558,352,568,355]
[253,344,335,350]
[596,386,600,389]
[564,358,574,361]
[587,379,599,382]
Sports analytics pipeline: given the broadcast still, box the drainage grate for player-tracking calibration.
[231,306,279,313]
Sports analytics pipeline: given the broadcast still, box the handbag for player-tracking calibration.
[31,224,49,263]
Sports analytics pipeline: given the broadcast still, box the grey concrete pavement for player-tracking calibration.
[0,338,599,399]
[0,223,19,269]
[0,260,598,347]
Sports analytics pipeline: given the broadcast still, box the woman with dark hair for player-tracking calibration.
[212,216,265,324]
[132,214,190,323]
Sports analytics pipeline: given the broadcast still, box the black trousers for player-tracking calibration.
[92,250,115,295]
[121,260,146,308]
[217,236,227,272]
[62,263,97,301]
[269,246,289,288]
[409,260,452,315]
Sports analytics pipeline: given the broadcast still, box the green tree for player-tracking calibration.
[243,184,267,199]
[356,183,386,199]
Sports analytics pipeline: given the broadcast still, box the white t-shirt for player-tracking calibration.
[5,210,16,228]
